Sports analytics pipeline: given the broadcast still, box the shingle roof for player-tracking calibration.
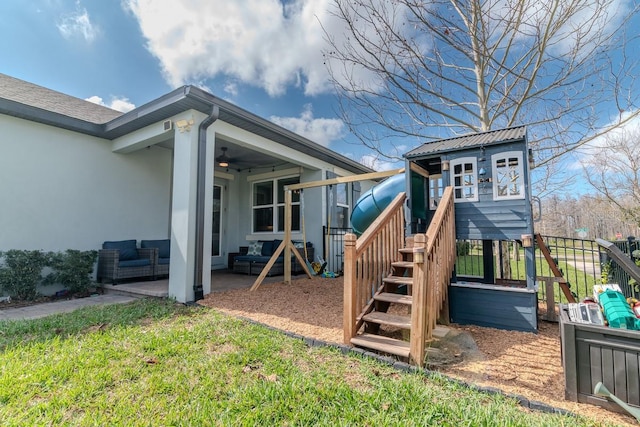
[0,74,373,175]
[0,73,123,124]
[405,126,527,158]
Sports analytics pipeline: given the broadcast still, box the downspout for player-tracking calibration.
[194,104,219,301]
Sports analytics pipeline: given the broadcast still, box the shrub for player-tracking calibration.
[0,250,49,300]
[44,250,98,295]
[456,241,471,256]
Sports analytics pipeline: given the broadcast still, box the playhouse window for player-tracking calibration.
[429,174,444,210]
[450,157,478,202]
[252,176,300,233]
[492,151,525,200]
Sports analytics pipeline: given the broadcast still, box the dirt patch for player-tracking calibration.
[200,276,638,426]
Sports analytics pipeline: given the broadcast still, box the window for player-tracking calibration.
[429,174,444,210]
[335,183,349,228]
[252,176,300,233]
[492,151,525,200]
[450,157,478,202]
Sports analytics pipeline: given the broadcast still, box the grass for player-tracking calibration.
[0,299,615,426]
[456,246,600,303]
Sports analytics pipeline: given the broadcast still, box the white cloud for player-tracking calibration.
[224,81,238,97]
[85,95,136,113]
[122,0,347,96]
[270,104,344,147]
[57,5,98,42]
[358,153,403,172]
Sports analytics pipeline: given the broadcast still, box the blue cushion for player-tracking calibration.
[235,255,277,263]
[272,239,282,254]
[141,239,170,258]
[119,258,151,268]
[103,239,138,261]
[260,240,274,256]
[158,257,170,265]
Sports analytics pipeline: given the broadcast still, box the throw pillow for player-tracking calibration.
[247,241,263,256]
[260,240,274,256]
[103,239,138,261]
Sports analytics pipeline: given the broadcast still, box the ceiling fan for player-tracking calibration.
[216,147,230,167]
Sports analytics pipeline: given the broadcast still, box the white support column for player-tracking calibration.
[168,111,210,303]
[201,124,217,296]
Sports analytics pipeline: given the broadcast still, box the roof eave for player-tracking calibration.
[0,98,104,137]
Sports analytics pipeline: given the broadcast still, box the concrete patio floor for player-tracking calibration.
[102,269,301,298]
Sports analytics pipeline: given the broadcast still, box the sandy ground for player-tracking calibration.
[200,276,638,426]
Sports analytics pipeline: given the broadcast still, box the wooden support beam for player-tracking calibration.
[284,190,292,284]
[286,168,405,191]
[535,233,576,303]
[409,162,430,179]
[250,240,287,291]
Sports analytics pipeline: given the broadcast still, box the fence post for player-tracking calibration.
[410,233,427,366]
[343,233,357,344]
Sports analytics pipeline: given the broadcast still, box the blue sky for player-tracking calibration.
[0,0,389,168]
[0,0,637,194]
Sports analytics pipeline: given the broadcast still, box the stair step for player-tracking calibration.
[391,261,413,269]
[351,333,410,358]
[398,247,414,254]
[383,276,413,285]
[362,311,411,329]
[374,292,412,305]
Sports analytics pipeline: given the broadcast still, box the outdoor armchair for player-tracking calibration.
[97,239,155,284]
[141,239,170,278]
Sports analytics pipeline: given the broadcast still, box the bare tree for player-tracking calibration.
[322,0,640,193]
[583,127,640,228]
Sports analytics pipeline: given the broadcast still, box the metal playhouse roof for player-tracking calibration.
[405,126,527,158]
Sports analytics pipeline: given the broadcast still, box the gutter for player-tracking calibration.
[193,104,220,301]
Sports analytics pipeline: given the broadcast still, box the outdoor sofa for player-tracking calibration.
[97,239,155,284]
[232,240,314,276]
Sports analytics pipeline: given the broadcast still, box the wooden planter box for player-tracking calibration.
[560,304,640,413]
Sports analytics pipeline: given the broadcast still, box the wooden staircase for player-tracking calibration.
[343,187,457,366]
[351,248,417,358]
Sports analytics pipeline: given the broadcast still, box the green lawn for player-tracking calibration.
[0,299,613,426]
[456,247,600,303]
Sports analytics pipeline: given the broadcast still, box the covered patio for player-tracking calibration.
[101,271,291,298]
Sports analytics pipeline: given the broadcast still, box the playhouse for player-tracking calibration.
[403,126,537,332]
[344,126,537,365]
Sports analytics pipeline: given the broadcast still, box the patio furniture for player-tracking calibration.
[232,240,313,276]
[97,239,155,284]
[141,239,170,278]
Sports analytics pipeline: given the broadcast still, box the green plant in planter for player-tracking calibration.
[44,250,98,295]
[0,250,49,301]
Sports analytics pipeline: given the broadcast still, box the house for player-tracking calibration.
[0,73,375,303]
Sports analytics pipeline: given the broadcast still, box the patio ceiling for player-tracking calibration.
[212,139,291,172]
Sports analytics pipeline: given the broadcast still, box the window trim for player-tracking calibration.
[429,174,444,210]
[450,157,478,203]
[491,151,525,201]
[251,174,300,233]
[335,181,350,228]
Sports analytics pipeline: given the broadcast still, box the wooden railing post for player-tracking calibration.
[343,233,357,344]
[410,233,427,367]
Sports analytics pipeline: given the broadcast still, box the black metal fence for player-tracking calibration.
[322,227,351,275]
[321,228,640,301]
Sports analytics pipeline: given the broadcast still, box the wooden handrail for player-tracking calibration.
[343,192,406,344]
[410,187,456,365]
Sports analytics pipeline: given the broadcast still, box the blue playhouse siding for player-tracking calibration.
[445,142,533,241]
[449,283,538,332]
